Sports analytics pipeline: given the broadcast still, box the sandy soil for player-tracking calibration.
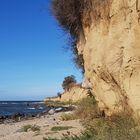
[0,112,83,140]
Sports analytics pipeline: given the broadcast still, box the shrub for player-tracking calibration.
[45,96,140,140]
[43,130,94,140]
[72,46,85,73]
[51,0,92,72]
[52,0,87,39]
[57,92,62,99]
[52,0,111,38]
[75,97,140,140]
[61,113,77,121]
[43,97,140,139]
[45,100,73,107]
[62,75,76,91]
[75,97,99,119]
[21,124,40,132]
[51,126,73,132]
[52,0,112,72]
[82,114,140,140]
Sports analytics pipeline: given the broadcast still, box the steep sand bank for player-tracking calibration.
[52,0,140,116]
[45,85,89,102]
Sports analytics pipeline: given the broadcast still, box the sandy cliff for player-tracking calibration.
[45,85,89,102]
[52,0,140,116]
[60,85,88,102]
[78,0,140,116]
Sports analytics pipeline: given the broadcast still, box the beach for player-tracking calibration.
[0,111,83,140]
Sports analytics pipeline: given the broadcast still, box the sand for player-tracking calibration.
[0,112,83,140]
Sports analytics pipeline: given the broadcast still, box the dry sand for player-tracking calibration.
[0,112,83,140]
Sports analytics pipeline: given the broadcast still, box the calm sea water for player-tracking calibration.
[0,101,49,116]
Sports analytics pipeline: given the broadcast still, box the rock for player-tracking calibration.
[42,110,48,116]
[55,107,63,112]
[36,113,41,118]
[4,119,14,124]
[11,113,24,121]
[48,109,55,115]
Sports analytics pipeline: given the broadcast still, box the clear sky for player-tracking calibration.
[0,0,82,101]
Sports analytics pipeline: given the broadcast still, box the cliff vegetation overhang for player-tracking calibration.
[52,0,111,42]
[51,0,112,71]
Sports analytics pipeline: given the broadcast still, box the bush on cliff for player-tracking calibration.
[51,0,91,72]
[57,92,62,99]
[75,97,140,140]
[52,0,111,72]
[62,75,76,91]
[73,47,85,73]
[52,0,111,40]
[52,0,87,39]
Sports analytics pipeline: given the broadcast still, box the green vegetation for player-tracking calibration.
[51,0,140,139]
[75,97,140,140]
[79,114,140,140]
[57,92,62,99]
[61,113,77,121]
[52,0,86,40]
[45,100,73,107]
[51,126,73,132]
[52,0,111,44]
[44,97,140,140]
[52,0,90,72]
[75,96,98,119]
[73,53,85,73]
[20,124,40,132]
[62,75,76,91]
[43,131,93,140]
[52,0,111,72]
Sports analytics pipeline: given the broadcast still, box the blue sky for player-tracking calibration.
[0,0,82,100]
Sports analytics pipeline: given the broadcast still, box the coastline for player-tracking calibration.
[0,105,74,124]
[0,108,83,140]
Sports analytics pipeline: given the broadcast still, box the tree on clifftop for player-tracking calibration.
[57,92,62,99]
[62,75,77,91]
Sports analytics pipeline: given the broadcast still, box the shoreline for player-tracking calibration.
[0,108,83,140]
[0,106,75,125]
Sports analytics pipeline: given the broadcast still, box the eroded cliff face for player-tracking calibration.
[45,85,88,102]
[60,85,88,102]
[79,0,140,116]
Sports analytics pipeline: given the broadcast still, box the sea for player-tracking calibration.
[0,101,49,116]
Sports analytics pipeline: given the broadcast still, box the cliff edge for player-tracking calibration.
[45,85,89,102]
[80,0,140,116]
[52,0,140,116]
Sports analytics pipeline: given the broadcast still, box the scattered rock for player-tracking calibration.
[48,109,55,115]
[55,107,63,112]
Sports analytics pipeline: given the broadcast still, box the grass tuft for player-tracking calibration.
[61,113,77,121]
[51,126,73,132]
[20,124,40,132]
[44,97,140,140]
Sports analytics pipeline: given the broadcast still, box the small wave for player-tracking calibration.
[38,107,44,109]
[30,102,44,104]
[28,107,36,110]
[1,103,8,104]
[11,103,18,104]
